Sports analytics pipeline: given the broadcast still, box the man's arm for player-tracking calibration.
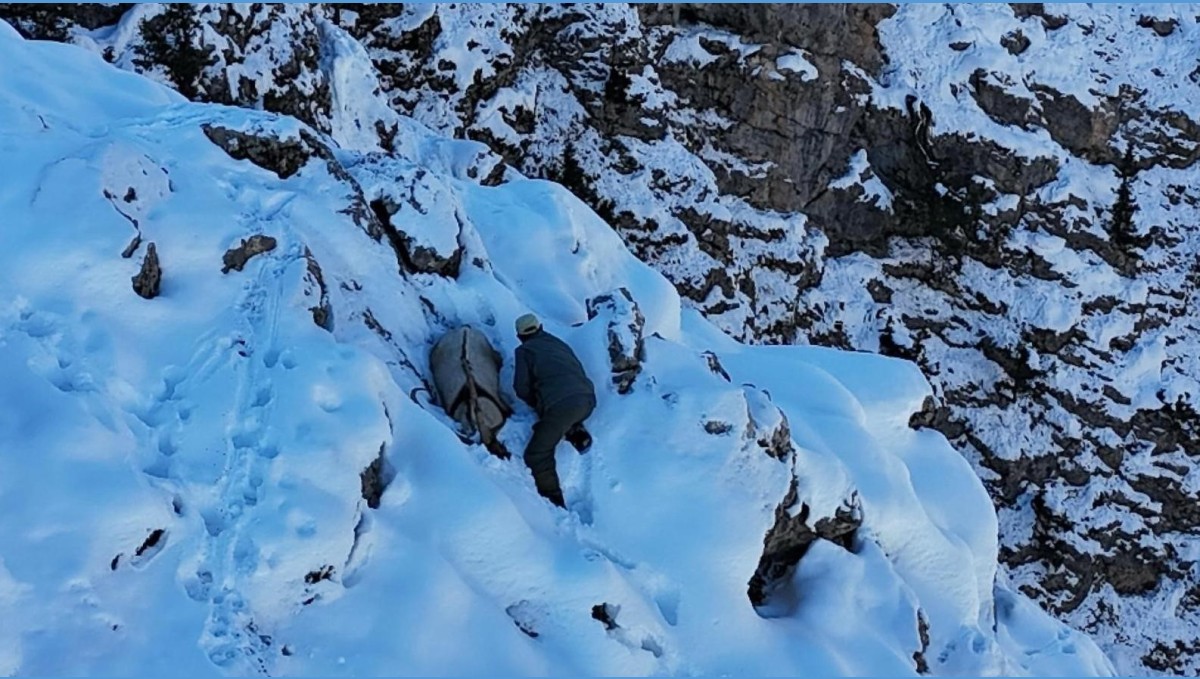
[513,346,536,408]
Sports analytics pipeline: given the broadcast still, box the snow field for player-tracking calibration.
[0,21,1113,677]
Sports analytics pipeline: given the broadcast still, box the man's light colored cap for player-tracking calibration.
[515,313,542,336]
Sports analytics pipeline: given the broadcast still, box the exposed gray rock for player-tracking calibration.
[701,350,731,382]
[202,124,314,180]
[642,4,895,74]
[1029,84,1122,164]
[359,443,391,509]
[743,386,795,461]
[703,420,732,435]
[749,478,861,611]
[126,5,332,131]
[204,124,384,245]
[1001,29,1030,55]
[366,170,465,278]
[221,235,277,273]
[969,69,1036,130]
[586,287,646,394]
[303,248,333,331]
[914,609,931,674]
[1144,639,1200,674]
[591,602,619,631]
[131,241,161,299]
[121,234,142,259]
[1010,4,1069,31]
[1137,15,1178,37]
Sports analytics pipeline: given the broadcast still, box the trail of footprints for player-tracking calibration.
[120,246,303,674]
[9,308,183,572]
[8,244,682,671]
[190,255,291,674]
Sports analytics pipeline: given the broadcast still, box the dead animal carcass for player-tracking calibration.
[430,326,512,457]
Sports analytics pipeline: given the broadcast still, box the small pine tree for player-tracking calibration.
[132,4,213,101]
[1108,141,1141,251]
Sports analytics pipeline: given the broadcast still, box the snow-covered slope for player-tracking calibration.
[123,4,1186,673]
[0,21,1113,676]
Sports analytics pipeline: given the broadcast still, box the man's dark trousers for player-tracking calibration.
[525,393,595,507]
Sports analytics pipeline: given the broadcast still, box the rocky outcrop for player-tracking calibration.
[359,443,391,509]
[201,125,314,180]
[1137,14,1178,37]
[701,350,732,382]
[743,386,794,461]
[202,123,386,249]
[748,478,861,612]
[303,248,333,332]
[914,610,931,674]
[586,287,646,395]
[131,241,161,299]
[365,168,466,278]
[221,235,277,274]
[117,5,331,130]
[591,602,619,631]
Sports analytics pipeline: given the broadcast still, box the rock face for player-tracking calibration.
[11,3,1200,673]
[0,3,128,41]
[127,4,331,129]
[748,478,861,612]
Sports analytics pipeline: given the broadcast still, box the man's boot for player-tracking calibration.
[533,470,566,508]
[565,423,592,453]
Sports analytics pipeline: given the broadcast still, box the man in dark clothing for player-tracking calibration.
[513,313,596,508]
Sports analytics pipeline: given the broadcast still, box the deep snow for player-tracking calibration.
[0,21,1112,677]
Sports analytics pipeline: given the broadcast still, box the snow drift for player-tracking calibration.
[0,21,1111,676]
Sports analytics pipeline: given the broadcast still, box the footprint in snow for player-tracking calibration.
[506,600,544,638]
[184,568,214,602]
[251,385,273,408]
[591,602,666,659]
